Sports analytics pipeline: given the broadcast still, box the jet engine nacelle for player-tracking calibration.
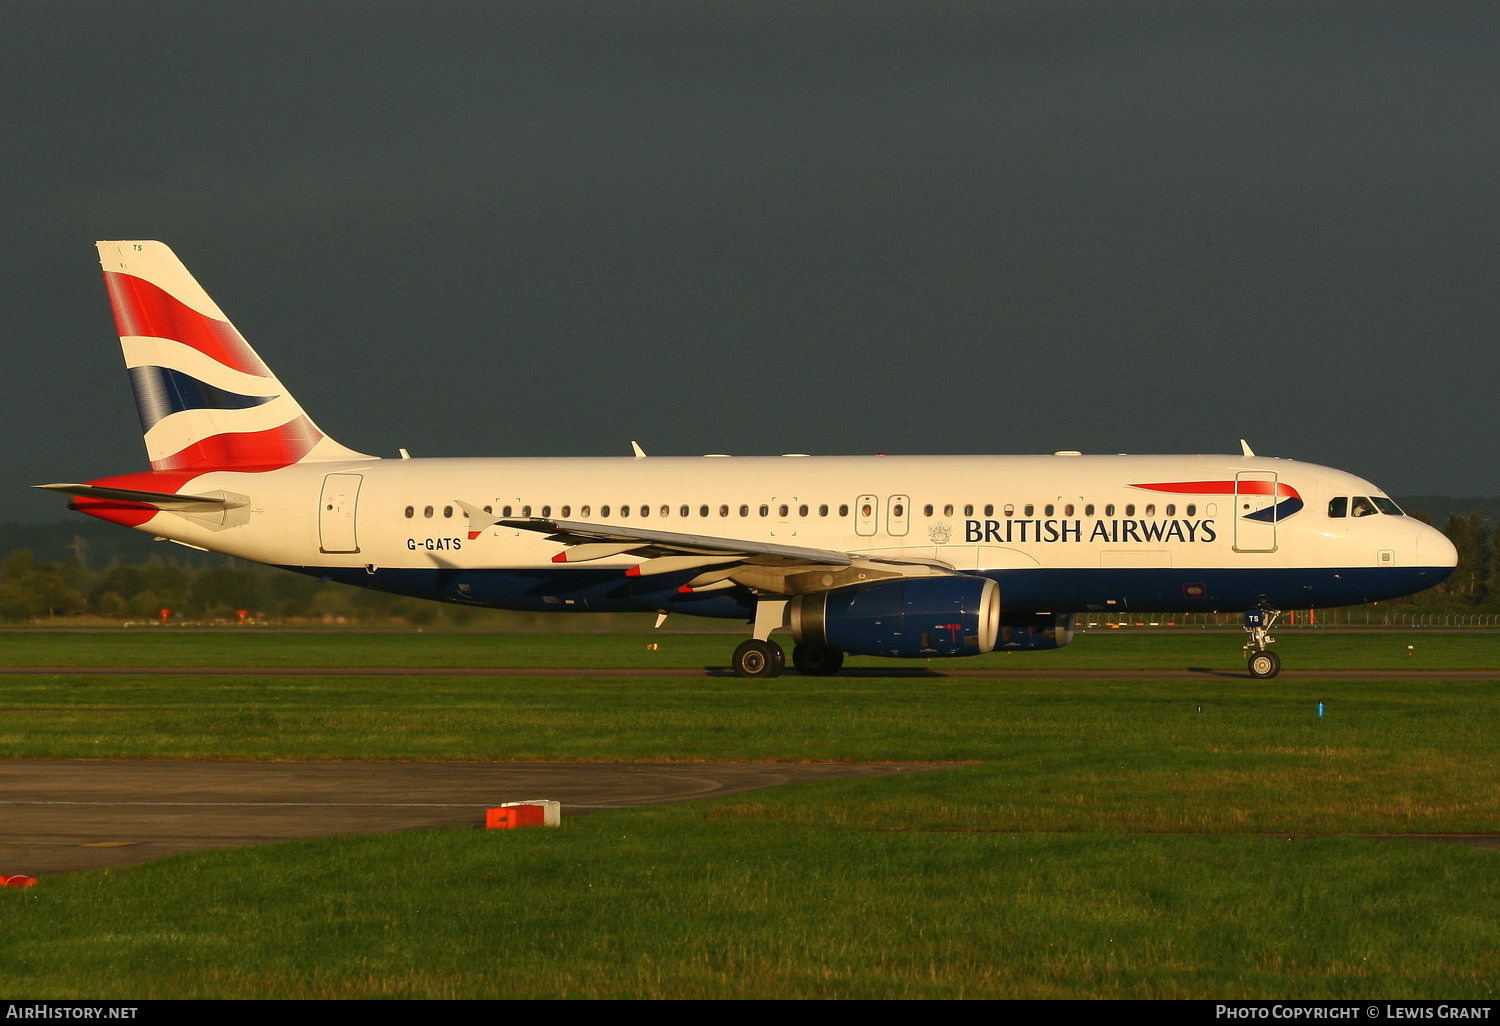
[790,576,1000,658]
[997,612,1076,650]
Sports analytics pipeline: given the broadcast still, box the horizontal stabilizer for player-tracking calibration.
[32,483,248,512]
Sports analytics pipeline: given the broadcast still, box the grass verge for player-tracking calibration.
[4,674,1499,834]
[1,799,1496,998]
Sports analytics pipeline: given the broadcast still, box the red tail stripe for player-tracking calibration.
[151,416,322,471]
[103,272,272,378]
[1130,480,1301,499]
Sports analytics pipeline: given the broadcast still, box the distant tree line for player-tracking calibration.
[0,549,471,624]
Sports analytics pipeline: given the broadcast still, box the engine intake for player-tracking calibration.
[790,576,1000,658]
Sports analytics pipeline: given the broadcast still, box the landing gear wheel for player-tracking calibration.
[792,643,845,676]
[733,639,783,678]
[1247,650,1281,679]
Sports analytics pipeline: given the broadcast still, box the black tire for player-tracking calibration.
[1247,650,1281,679]
[792,643,845,676]
[733,639,783,678]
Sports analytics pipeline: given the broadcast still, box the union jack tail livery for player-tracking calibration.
[97,241,371,471]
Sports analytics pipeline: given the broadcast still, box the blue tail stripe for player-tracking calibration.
[127,366,278,432]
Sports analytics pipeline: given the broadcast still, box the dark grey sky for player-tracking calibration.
[4,1,1498,520]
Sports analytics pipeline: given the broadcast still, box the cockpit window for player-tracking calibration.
[1351,496,1378,517]
[1371,496,1404,516]
[1328,497,1348,518]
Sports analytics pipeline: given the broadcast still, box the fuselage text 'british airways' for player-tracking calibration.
[963,519,1218,544]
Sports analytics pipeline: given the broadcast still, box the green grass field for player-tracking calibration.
[1,630,1497,998]
[0,626,1495,670]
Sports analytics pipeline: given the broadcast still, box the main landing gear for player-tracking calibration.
[732,639,784,678]
[731,598,845,678]
[1243,605,1282,679]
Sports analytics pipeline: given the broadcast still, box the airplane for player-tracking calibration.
[36,241,1457,679]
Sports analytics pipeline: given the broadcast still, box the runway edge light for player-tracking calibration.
[486,801,562,830]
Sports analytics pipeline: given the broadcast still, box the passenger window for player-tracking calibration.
[502,505,512,517]
[620,505,629,517]
[893,503,904,518]
[1105,504,1114,516]
[1125,504,1135,516]
[699,505,709,517]
[1372,497,1404,516]
[1144,504,1155,517]
[719,505,729,517]
[580,505,591,518]
[838,504,848,517]
[799,504,809,517]
[860,502,872,517]
[759,505,769,517]
[600,505,610,518]
[560,506,570,518]
[819,504,829,517]
[1044,504,1054,517]
[964,504,974,517]
[657,505,668,517]
[740,505,749,517]
[424,505,434,518]
[444,505,454,518]
[540,506,551,518]
[1185,504,1195,516]
[520,505,530,517]
[404,506,414,518]
[483,505,492,514]
[1351,497,1378,517]
[943,504,954,517]
[1063,504,1074,516]
[1084,504,1094,516]
[640,505,650,517]
[678,505,687,517]
[1328,497,1348,518]
[923,504,934,517]
[1004,505,1014,517]
[983,504,993,517]
[1165,504,1175,516]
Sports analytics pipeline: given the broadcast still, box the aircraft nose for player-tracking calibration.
[1418,522,1458,568]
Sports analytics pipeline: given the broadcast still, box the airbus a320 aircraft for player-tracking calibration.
[39,242,1457,678]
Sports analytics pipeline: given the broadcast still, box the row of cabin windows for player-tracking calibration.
[914,502,1196,518]
[402,503,854,519]
[1328,496,1404,518]
[401,501,1198,520]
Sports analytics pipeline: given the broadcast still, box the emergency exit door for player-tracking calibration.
[854,494,878,537]
[1233,471,1277,552]
[319,474,363,553]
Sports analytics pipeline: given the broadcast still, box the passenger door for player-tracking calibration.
[319,473,363,553]
[1233,471,1277,552]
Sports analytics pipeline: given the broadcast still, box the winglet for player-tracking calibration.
[631,441,647,459]
[453,499,502,540]
[1240,439,1256,457]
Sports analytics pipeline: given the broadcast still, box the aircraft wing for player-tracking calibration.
[454,500,960,595]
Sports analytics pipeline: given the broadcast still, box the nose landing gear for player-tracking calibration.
[1243,606,1282,678]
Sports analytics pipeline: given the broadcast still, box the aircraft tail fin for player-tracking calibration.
[96,241,374,471]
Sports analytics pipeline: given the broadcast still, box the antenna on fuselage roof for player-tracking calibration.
[1240,439,1256,457]
[631,441,647,459]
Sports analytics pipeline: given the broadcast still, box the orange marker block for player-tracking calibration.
[1,875,37,888]
[485,800,561,829]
